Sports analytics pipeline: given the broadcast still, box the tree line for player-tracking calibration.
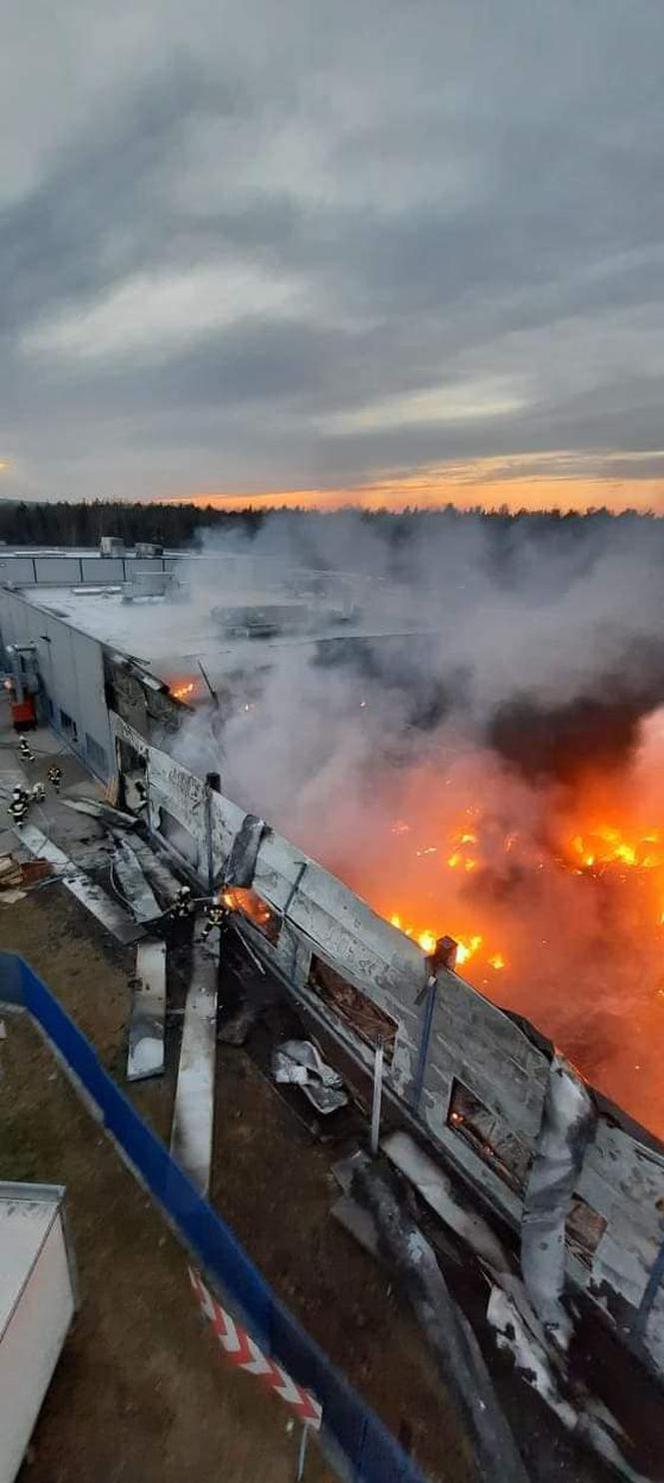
[0,497,660,553]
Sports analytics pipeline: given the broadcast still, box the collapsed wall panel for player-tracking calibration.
[109,711,664,1382]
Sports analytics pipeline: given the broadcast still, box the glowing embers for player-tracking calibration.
[221,885,281,944]
[447,1078,531,1193]
[168,677,197,703]
[568,824,664,874]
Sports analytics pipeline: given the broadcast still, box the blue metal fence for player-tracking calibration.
[0,953,428,1483]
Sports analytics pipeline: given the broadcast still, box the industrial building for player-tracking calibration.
[0,542,418,781]
[1,543,664,1478]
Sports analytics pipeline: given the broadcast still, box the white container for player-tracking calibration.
[0,1183,76,1483]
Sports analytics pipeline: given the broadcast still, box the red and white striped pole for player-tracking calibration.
[189,1267,323,1432]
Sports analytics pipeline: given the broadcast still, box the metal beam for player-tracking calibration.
[170,928,219,1195]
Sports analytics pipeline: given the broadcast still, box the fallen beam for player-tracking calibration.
[383,1129,509,1272]
[127,940,167,1081]
[351,1153,531,1483]
[19,824,141,945]
[112,837,161,923]
[61,797,137,829]
[125,833,181,907]
[170,928,219,1195]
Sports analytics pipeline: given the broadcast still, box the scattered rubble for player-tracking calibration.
[0,852,57,903]
[272,1039,349,1115]
[348,1152,531,1483]
[19,823,141,945]
[487,1288,654,1483]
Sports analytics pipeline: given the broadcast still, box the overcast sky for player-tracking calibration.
[3,0,664,509]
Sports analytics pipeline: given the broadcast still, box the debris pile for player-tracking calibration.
[0,852,56,903]
[272,1039,348,1115]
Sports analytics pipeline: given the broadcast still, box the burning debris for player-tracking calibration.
[322,723,664,1139]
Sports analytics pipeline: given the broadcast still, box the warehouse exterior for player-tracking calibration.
[1,545,664,1398]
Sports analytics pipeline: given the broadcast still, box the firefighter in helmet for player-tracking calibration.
[18,735,35,764]
[47,763,63,793]
[201,898,226,939]
[8,785,29,829]
[171,884,194,920]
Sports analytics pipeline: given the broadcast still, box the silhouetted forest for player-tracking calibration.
[0,498,661,554]
[0,499,263,548]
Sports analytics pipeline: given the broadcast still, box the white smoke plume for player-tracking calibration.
[163,510,664,1135]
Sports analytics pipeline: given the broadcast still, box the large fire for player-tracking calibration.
[386,814,664,976]
[327,711,664,1138]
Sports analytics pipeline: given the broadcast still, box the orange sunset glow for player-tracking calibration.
[168,452,664,515]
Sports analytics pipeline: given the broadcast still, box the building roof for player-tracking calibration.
[11,582,432,688]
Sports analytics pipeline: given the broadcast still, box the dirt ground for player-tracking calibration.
[1,1014,336,1483]
[0,886,477,1483]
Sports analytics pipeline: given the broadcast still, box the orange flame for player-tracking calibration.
[169,679,195,702]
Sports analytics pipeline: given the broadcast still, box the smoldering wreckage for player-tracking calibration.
[2,531,664,1482]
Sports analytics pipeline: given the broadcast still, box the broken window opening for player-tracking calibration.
[566,1194,607,1269]
[221,885,281,944]
[157,807,200,869]
[447,1078,531,1193]
[307,954,397,1064]
[116,738,148,814]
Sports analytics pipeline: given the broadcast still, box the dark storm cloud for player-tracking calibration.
[3,0,664,499]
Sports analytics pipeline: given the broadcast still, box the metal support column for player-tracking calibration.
[410,978,438,1115]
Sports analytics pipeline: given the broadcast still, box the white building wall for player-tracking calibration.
[0,590,112,778]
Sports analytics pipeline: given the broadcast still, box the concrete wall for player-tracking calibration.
[109,711,664,1379]
[0,589,112,778]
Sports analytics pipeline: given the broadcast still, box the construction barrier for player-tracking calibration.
[0,953,428,1483]
[189,1267,323,1428]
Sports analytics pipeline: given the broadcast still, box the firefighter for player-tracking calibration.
[47,763,63,793]
[171,885,194,920]
[18,735,35,764]
[201,900,226,939]
[8,785,29,829]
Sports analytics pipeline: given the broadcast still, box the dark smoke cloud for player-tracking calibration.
[488,638,664,783]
